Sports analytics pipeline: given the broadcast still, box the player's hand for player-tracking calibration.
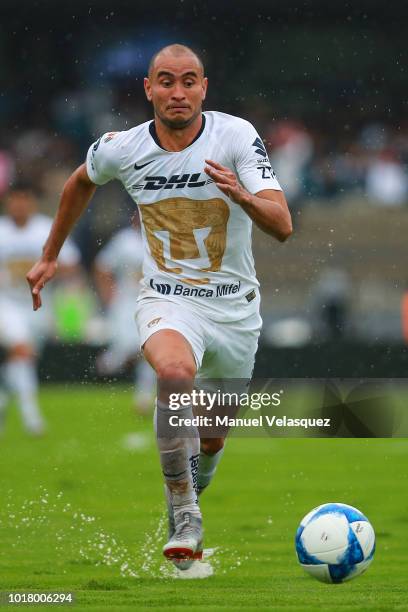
[26,259,58,311]
[204,159,250,205]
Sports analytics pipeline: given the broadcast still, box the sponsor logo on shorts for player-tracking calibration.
[147,317,162,328]
[149,278,241,298]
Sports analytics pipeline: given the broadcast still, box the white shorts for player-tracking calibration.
[135,296,262,380]
[0,298,52,349]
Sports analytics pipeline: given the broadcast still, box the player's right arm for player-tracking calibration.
[26,164,96,310]
[27,131,121,311]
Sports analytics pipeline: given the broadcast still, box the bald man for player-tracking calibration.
[27,44,292,570]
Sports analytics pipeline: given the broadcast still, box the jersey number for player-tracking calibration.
[257,165,276,180]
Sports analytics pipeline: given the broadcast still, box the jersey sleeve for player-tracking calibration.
[233,121,282,194]
[86,132,121,185]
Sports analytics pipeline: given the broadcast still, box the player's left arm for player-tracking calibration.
[204,159,292,242]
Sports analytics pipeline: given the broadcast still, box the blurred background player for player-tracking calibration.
[93,213,155,413]
[0,183,81,435]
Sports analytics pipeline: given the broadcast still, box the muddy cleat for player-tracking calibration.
[165,483,206,541]
[163,512,203,570]
[165,488,201,571]
[171,537,203,571]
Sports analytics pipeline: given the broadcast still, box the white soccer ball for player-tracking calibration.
[295,502,375,583]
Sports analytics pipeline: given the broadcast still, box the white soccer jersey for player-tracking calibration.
[0,213,80,303]
[86,111,281,322]
[95,227,144,300]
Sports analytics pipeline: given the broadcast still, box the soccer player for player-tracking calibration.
[26,44,292,567]
[0,183,80,435]
[94,213,155,412]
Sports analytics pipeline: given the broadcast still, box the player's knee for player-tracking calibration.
[201,437,224,455]
[155,359,196,404]
[156,360,196,382]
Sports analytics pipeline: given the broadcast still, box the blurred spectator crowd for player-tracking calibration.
[268,119,408,209]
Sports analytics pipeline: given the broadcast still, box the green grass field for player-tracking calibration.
[1,385,407,611]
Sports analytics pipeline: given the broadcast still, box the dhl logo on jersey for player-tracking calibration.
[132,173,214,191]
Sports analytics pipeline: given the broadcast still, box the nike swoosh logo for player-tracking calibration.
[134,160,156,170]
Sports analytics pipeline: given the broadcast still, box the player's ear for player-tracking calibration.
[144,77,152,102]
[202,77,208,101]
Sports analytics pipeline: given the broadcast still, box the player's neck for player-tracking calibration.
[154,113,203,152]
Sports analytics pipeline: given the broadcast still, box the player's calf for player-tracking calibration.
[155,399,200,517]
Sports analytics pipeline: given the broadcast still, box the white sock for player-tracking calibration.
[155,400,200,520]
[4,359,45,433]
[197,446,225,494]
